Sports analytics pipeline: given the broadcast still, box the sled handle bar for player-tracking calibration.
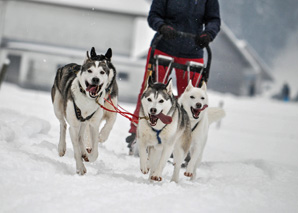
[149,31,212,83]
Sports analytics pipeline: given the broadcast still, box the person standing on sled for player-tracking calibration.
[126,0,221,150]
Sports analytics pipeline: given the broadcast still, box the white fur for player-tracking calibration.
[178,81,225,180]
[138,80,192,182]
[53,65,109,175]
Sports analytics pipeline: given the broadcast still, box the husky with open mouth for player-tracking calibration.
[137,78,192,183]
[178,81,225,180]
[51,47,118,175]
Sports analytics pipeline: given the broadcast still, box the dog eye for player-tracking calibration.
[201,97,205,100]
[190,96,195,99]
[159,100,164,103]
[100,71,105,75]
[148,98,152,102]
[88,70,92,73]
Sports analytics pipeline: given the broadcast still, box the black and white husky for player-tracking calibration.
[178,81,225,180]
[51,47,118,175]
[137,78,192,182]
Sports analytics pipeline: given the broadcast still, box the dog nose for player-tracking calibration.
[196,103,202,108]
[92,77,99,85]
[150,108,157,114]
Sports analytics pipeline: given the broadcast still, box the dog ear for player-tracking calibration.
[105,48,112,60]
[144,75,154,91]
[148,75,155,87]
[201,81,207,91]
[90,47,97,58]
[84,51,90,63]
[185,80,193,92]
[166,78,173,95]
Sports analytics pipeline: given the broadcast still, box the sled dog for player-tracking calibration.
[51,47,118,175]
[178,81,225,180]
[137,78,192,182]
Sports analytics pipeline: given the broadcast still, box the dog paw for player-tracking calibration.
[141,168,149,174]
[184,172,193,177]
[151,176,162,181]
[86,147,92,154]
[58,144,66,157]
[140,166,149,174]
[58,150,65,157]
[76,165,87,175]
[87,149,99,162]
[82,154,89,162]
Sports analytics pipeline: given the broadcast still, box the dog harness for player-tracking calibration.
[73,101,97,122]
[151,126,166,144]
[191,122,199,132]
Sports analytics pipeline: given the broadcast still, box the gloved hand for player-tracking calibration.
[159,25,178,40]
[195,32,211,48]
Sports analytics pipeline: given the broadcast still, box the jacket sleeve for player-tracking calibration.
[147,0,167,32]
[203,0,221,41]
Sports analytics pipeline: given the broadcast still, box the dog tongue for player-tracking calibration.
[86,85,97,93]
[156,112,172,124]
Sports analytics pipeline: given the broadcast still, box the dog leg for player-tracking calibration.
[78,122,89,162]
[57,119,67,157]
[138,141,149,174]
[190,160,201,181]
[151,144,174,181]
[171,146,185,183]
[148,147,161,179]
[53,91,67,157]
[185,137,207,179]
[98,110,117,143]
[88,124,99,162]
[69,126,86,175]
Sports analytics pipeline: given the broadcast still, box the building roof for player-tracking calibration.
[29,0,150,16]
[221,22,273,81]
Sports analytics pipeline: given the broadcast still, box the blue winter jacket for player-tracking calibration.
[148,0,221,58]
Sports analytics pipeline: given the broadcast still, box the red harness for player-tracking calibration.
[96,96,147,125]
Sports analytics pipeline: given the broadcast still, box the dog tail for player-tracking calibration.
[207,107,225,125]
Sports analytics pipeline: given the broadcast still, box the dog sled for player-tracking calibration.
[126,32,213,155]
[145,31,212,88]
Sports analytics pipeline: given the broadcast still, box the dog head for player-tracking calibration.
[179,80,209,120]
[77,47,113,99]
[141,77,174,127]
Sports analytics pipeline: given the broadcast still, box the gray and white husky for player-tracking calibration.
[137,78,192,182]
[178,81,225,180]
[51,47,118,175]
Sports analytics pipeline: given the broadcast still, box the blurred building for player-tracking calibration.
[209,23,273,96]
[0,0,153,102]
[0,0,273,102]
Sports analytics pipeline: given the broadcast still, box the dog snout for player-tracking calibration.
[150,108,157,115]
[196,103,202,108]
[92,77,99,85]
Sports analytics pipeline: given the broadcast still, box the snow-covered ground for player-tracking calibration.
[0,82,298,213]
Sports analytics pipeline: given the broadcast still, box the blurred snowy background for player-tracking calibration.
[0,0,298,100]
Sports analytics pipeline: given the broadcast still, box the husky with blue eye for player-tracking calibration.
[137,77,192,183]
[51,47,118,175]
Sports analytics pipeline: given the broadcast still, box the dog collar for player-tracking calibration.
[73,101,97,122]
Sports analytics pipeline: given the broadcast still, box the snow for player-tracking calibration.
[1,82,298,213]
